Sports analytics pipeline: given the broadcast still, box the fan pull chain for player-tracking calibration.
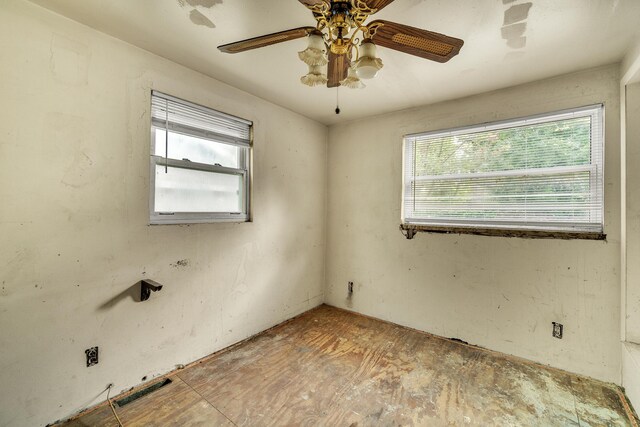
[335,87,340,115]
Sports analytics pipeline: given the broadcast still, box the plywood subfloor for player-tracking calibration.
[61,305,636,426]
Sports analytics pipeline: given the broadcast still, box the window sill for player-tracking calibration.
[399,224,606,241]
[149,217,250,225]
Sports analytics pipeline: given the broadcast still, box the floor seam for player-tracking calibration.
[178,372,239,427]
[571,386,582,427]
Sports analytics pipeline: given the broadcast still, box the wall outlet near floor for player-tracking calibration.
[552,322,563,339]
[85,346,99,367]
[348,281,353,295]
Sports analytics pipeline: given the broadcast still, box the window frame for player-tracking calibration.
[149,91,252,225]
[401,104,605,239]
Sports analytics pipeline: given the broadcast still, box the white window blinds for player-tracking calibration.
[403,105,604,233]
[151,92,251,147]
[150,91,252,224]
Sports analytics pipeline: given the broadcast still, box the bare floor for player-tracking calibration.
[62,305,636,426]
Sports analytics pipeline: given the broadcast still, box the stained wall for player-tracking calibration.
[0,1,327,425]
[325,64,621,383]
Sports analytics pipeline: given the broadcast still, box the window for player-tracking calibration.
[150,91,252,224]
[402,105,604,236]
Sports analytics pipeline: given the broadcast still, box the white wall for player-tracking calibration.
[0,0,631,425]
[325,64,621,383]
[621,43,640,410]
[0,1,327,426]
[620,35,640,346]
[622,343,640,412]
[624,82,640,342]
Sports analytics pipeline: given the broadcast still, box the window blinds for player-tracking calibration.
[403,105,604,233]
[149,91,251,224]
[151,91,252,147]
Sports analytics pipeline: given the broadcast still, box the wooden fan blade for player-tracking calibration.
[357,0,396,13]
[327,51,349,88]
[369,20,463,63]
[218,27,316,54]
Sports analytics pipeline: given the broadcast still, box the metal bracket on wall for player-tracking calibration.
[400,225,417,240]
[141,279,163,301]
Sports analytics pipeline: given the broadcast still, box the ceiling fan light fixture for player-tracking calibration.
[218,2,465,91]
[298,31,328,66]
[355,39,383,79]
[301,64,328,87]
[340,66,365,89]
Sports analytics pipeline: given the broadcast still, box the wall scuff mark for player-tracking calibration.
[170,259,190,268]
[501,1,532,51]
[189,9,215,28]
[178,0,222,8]
[177,0,221,29]
[503,3,533,26]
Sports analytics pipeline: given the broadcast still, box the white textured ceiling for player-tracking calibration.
[28,0,640,124]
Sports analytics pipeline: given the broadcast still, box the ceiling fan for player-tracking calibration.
[218,0,464,90]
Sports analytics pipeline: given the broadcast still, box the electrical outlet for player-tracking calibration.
[348,281,353,295]
[552,322,563,339]
[85,346,99,367]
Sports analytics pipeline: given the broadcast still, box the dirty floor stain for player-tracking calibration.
[59,305,636,426]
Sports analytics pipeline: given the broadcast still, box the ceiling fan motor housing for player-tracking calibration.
[330,1,354,22]
[329,1,354,48]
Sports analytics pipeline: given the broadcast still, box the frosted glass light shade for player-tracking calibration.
[298,33,328,66]
[308,33,325,50]
[360,40,377,58]
[340,66,365,89]
[355,40,383,79]
[356,57,383,79]
[300,64,328,87]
